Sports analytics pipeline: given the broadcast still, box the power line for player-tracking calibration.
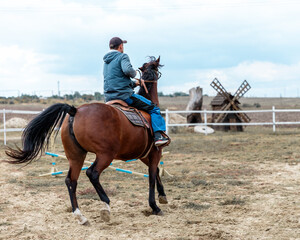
[0,0,299,13]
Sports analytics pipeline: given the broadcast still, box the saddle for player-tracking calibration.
[106,100,171,149]
[106,100,150,129]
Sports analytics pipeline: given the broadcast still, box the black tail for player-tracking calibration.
[5,103,77,164]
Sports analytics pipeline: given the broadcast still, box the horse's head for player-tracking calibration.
[139,56,162,81]
[137,56,163,104]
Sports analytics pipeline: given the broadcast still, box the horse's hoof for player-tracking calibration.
[153,209,164,216]
[159,195,168,204]
[100,209,110,222]
[100,203,111,222]
[73,208,88,225]
[156,210,164,216]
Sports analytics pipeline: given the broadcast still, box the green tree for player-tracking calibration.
[94,92,102,100]
[73,91,81,99]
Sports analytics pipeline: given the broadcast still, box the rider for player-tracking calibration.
[103,37,169,147]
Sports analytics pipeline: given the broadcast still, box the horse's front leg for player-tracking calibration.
[148,149,163,215]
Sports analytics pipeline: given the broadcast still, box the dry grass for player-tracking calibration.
[1,128,300,239]
[0,101,300,239]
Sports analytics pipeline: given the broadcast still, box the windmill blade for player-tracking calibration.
[233,80,251,100]
[210,78,230,100]
[231,104,251,122]
[228,101,251,123]
[239,112,251,123]
[216,107,251,123]
[214,104,229,123]
[215,100,251,123]
[211,78,251,124]
[215,80,250,122]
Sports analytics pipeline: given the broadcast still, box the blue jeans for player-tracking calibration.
[124,93,166,133]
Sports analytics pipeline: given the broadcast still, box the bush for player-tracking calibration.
[254,103,261,108]
[242,103,261,108]
[173,92,189,97]
[242,103,252,108]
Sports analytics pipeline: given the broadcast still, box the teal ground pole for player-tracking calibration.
[42,152,148,178]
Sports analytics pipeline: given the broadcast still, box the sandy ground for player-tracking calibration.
[0,128,300,240]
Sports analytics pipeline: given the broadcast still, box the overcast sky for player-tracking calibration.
[1,0,300,97]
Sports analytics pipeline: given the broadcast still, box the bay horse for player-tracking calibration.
[6,56,169,225]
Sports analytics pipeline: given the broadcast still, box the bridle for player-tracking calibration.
[133,78,156,83]
[133,77,151,94]
[134,68,161,94]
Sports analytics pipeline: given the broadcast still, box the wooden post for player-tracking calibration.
[186,87,203,123]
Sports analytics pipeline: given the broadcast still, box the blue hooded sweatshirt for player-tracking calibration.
[103,50,137,102]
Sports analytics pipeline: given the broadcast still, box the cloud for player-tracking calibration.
[1,0,300,97]
[0,45,100,97]
[0,45,56,84]
[160,61,300,97]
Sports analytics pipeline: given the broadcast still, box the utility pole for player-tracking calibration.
[57,81,60,97]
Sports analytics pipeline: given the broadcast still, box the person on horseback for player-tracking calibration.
[103,37,169,146]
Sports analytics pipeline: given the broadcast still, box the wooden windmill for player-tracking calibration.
[210,78,251,131]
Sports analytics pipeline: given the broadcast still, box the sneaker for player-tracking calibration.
[154,132,169,146]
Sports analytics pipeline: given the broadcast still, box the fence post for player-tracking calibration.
[165,109,169,135]
[204,109,208,136]
[3,109,6,145]
[272,106,276,132]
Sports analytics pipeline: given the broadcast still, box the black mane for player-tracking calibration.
[137,56,163,98]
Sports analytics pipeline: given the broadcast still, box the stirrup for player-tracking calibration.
[154,132,170,147]
[155,138,169,147]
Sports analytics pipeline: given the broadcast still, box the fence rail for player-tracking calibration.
[0,109,41,145]
[162,106,300,135]
[1,107,300,145]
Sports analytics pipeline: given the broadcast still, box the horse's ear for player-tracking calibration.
[156,56,160,63]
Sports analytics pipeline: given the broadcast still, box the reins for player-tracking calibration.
[133,78,156,83]
[133,78,156,95]
[134,65,161,97]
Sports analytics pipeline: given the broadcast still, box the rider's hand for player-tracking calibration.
[139,79,145,87]
[135,79,145,87]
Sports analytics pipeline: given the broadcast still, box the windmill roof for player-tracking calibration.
[210,93,241,106]
[211,93,225,106]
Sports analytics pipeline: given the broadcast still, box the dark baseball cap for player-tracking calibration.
[109,37,127,48]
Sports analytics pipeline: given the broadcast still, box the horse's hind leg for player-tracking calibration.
[86,154,113,222]
[65,151,87,224]
[143,149,166,215]
[155,168,168,204]
[140,156,168,204]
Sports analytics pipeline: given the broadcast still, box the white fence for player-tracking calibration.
[163,106,300,134]
[0,109,41,145]
[1,107,300,145]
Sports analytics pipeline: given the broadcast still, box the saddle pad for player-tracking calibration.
[113,105,150,128]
